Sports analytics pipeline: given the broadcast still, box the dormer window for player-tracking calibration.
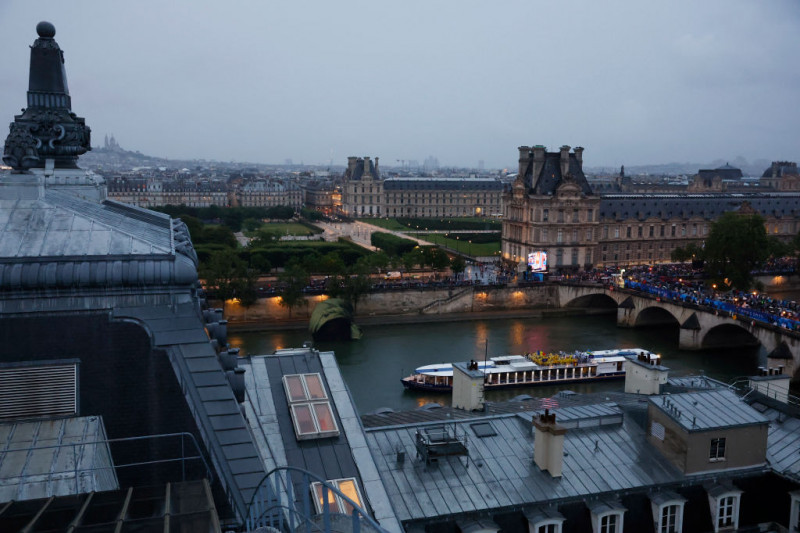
[707,483,742,532]
[589,500,625,533]
[651,491,686,533]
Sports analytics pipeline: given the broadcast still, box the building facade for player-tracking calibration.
[234,178,302,208]
[341,156,384,217]
[340,156,504,218]
[502,145,601,269]
[503,146,800,270]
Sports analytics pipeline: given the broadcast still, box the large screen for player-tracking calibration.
[528,251,547,272]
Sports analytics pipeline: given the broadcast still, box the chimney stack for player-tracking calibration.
[559,146,571,177]
[533,409,567,477]
[573,146,584,166]
[518,146,531,179]
[452,361,484,411]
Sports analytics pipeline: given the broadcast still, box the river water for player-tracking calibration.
[229,314,766,414]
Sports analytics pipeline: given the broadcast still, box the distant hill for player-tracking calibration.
[79,146,179,171]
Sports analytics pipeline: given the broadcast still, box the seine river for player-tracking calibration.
[228,313,765,415]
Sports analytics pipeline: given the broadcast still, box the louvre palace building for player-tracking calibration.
[502,145,800,270]
[340,156,504,218]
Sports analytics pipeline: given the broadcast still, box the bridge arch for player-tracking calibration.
[634,306,680,327]
[701,323,760,350]
[562,292,618,309]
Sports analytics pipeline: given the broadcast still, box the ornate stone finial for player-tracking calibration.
[36,21,56,39]
[3,22,91,171]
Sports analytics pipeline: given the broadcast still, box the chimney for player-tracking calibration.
[559,145,571,177]
[517,146,531,178]
[533,409,567,477]
[573,146,584,166]
[347,157,358,176]
[452,361,484,411]
[532,146,547,185]
[374,156,379,176]
[363,156,372,177]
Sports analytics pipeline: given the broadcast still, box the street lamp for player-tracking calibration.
[469,240,472,256]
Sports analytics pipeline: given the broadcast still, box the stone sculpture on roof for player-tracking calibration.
[3,21,91,171]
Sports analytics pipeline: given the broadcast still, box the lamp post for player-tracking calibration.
[469,240,472,256]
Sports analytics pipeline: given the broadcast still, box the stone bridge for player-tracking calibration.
[557,284,800,375]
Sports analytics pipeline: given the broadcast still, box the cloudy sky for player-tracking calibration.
[1,1,798,169]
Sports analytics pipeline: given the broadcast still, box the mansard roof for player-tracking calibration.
[599,193,800,222]
[346,157,380,181]
[383,177,503,191]
[525,151,593,196]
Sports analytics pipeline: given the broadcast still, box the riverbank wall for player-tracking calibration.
[219,285,565,329]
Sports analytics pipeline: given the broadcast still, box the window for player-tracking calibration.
[789,490,800,533]
[660,505,679,533]
[542,209,549,222]
[283,373,340,440]
[572,209,579,222]
[557,229,563,243]
[587,209,594,222]
[626,226,631,238]
[538,524,559,533]
[600,513,618,533]
[310,477,363,515]
[710,437,726,461]
[542,228,549,242]
[717,496,735,529]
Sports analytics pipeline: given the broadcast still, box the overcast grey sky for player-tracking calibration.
[1,1,798,169]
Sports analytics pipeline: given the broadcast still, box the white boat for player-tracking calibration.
[400,348,660,392]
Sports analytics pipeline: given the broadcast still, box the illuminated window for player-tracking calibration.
[283,373,339,440]
[310,478,363,515]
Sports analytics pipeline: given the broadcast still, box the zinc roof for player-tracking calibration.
[649,389,769,432]
[364,406,681,523]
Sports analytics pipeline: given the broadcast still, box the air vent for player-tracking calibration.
[0,360,78,421]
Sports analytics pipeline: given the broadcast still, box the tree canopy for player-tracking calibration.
[704,212,769,290]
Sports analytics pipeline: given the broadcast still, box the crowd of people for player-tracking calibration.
[616,264,800,331]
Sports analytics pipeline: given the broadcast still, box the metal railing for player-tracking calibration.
[0,432,212,498]
[246,466,387,533]
[728,378,800,408]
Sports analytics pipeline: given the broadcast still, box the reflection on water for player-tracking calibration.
[228,314,765,415]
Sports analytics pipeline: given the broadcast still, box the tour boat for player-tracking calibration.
[400,348,660,392]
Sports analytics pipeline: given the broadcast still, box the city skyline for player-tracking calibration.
[1,0,798,169]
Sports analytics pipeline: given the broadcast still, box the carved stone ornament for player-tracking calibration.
[3,22,91,171]
[3,123,40,170]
